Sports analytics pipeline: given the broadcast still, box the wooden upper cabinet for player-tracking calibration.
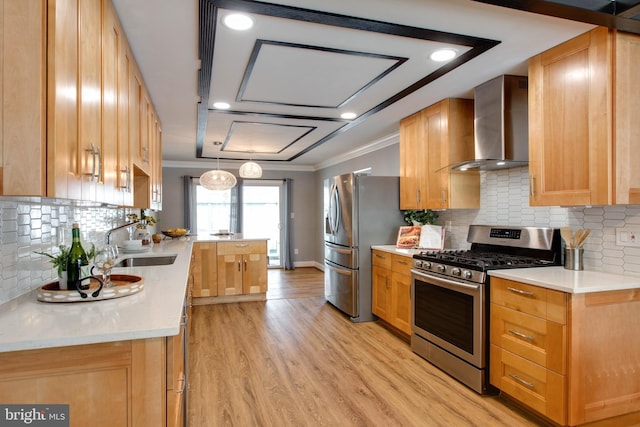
[399,112,423,210]
[528,26,640,206]
[1,0,157,206]
[399,98,479,210]
[614,31,640,204]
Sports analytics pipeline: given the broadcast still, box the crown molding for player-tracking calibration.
[314,131,399,170]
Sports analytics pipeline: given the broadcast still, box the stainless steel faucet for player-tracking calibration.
[105,221,141,245]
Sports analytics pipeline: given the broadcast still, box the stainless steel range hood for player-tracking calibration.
[451,75,528,171]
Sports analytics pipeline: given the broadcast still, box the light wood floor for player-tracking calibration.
[188,267,549,427]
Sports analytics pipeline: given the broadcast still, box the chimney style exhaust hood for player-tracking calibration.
[451,75,528,171]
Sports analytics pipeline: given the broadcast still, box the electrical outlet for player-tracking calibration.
[294,248,299,254]
[616,227,640,247]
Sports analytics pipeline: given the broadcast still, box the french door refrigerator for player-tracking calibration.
[324,173,402,322]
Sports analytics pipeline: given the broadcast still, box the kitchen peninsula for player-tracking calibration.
[0,239,192,427]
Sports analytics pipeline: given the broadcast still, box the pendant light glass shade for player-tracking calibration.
[200,169,237,191]
[239,161,262,178]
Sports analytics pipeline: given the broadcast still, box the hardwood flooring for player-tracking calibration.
[188,268,548,427]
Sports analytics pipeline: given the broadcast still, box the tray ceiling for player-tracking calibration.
[197,0,498,162]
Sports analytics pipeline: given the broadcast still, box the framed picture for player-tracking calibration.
[396,226,421,248]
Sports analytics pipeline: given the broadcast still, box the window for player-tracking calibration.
[195,185,232,235]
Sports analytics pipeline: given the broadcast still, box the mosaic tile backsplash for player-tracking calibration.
[437,166,640,276]
[0,201,145,304]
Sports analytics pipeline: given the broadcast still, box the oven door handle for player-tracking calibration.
[411,269,480,291]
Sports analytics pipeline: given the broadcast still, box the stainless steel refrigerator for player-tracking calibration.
[324,173,403,322]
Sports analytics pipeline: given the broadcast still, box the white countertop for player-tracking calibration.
[489,267,640,294]
[371,245,422,257]
[0,239,193,353]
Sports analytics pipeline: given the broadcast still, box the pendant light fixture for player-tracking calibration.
[239,160,262,178]
[200,142,237,191]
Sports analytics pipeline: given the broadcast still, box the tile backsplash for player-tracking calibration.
[437,166,640,276]
[0,200,139,304]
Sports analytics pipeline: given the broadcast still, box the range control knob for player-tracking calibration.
[424,262,432,270]
[462,270,473,280]
[451,268,461,276]
[414,260,423,268]
[436,264,446,273]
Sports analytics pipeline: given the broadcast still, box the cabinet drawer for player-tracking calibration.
[217,241,265,255]
[491,277,567,324]
[490,304,566,374]
[372,250,392,269]
[490,345,566,425]
[391,254,412,275]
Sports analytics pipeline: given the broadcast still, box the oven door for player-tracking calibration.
[411,269,485,368]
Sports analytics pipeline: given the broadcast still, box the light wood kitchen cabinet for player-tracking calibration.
[529,27,640,206]
[490,276,640,426]
[217,241,268,296]
[0,0,158,207]
[399,98,479,210]
[0,339,167,427]
[190,240,269,304]
[191,242,218,297]
[371,249,412,335]
[167,301,188,427]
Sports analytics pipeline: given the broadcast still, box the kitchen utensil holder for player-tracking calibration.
[564,248,584,271]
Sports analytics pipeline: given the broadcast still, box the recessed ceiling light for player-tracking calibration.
[429,48,457,62]
[213,102,230,110]
[223,13,254,31]
[341,112,357,120]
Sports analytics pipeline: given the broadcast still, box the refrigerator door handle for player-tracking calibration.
[328,184,341,234]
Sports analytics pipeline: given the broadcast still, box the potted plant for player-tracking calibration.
[403,209,438,226]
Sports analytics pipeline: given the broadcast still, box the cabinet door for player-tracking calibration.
[614,31,640,204]
[529,27,612,206]
[116,17,132,206]
[101,0,120,205]
[78,0,103,202]
[423,103,447,209]
[166,321,186,427]
[390,271,411,334]
[217,254,243,296]
[191,243,217,297]
[371,265,391,319]
[399,112,423,210]
[242,253,268,294]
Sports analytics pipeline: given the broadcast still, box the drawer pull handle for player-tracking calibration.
[507,287,534,297]
[235,244,249,247]
[508,329,534,341]
[509,373,535,389]
[396,260,408,265]
[375,253,386,259]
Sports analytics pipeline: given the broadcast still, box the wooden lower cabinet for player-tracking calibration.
[490,277,640,426]
[191,242,218,297]
[0,338,168,427]
[371,250,412,335]
[191,240,268,304]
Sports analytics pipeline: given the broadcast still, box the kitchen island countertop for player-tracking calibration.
[489,266,640,294]
[0,239,195,353]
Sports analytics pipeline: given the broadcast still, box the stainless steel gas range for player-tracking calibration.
[410,225,561,394]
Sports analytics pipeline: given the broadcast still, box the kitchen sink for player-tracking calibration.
[114,255,177,267]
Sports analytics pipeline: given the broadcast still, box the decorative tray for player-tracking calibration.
[37,274,144,303]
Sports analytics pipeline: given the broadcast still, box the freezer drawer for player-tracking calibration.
[324,260,358,317]
[325,242,358,269]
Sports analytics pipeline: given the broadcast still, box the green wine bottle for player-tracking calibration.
[67,223,89,291]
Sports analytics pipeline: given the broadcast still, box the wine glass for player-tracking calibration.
[94,245,119,288]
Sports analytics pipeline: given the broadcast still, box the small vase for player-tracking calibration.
[134,226,152,246]
[412,220,424,226]
[58,271,68,290]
